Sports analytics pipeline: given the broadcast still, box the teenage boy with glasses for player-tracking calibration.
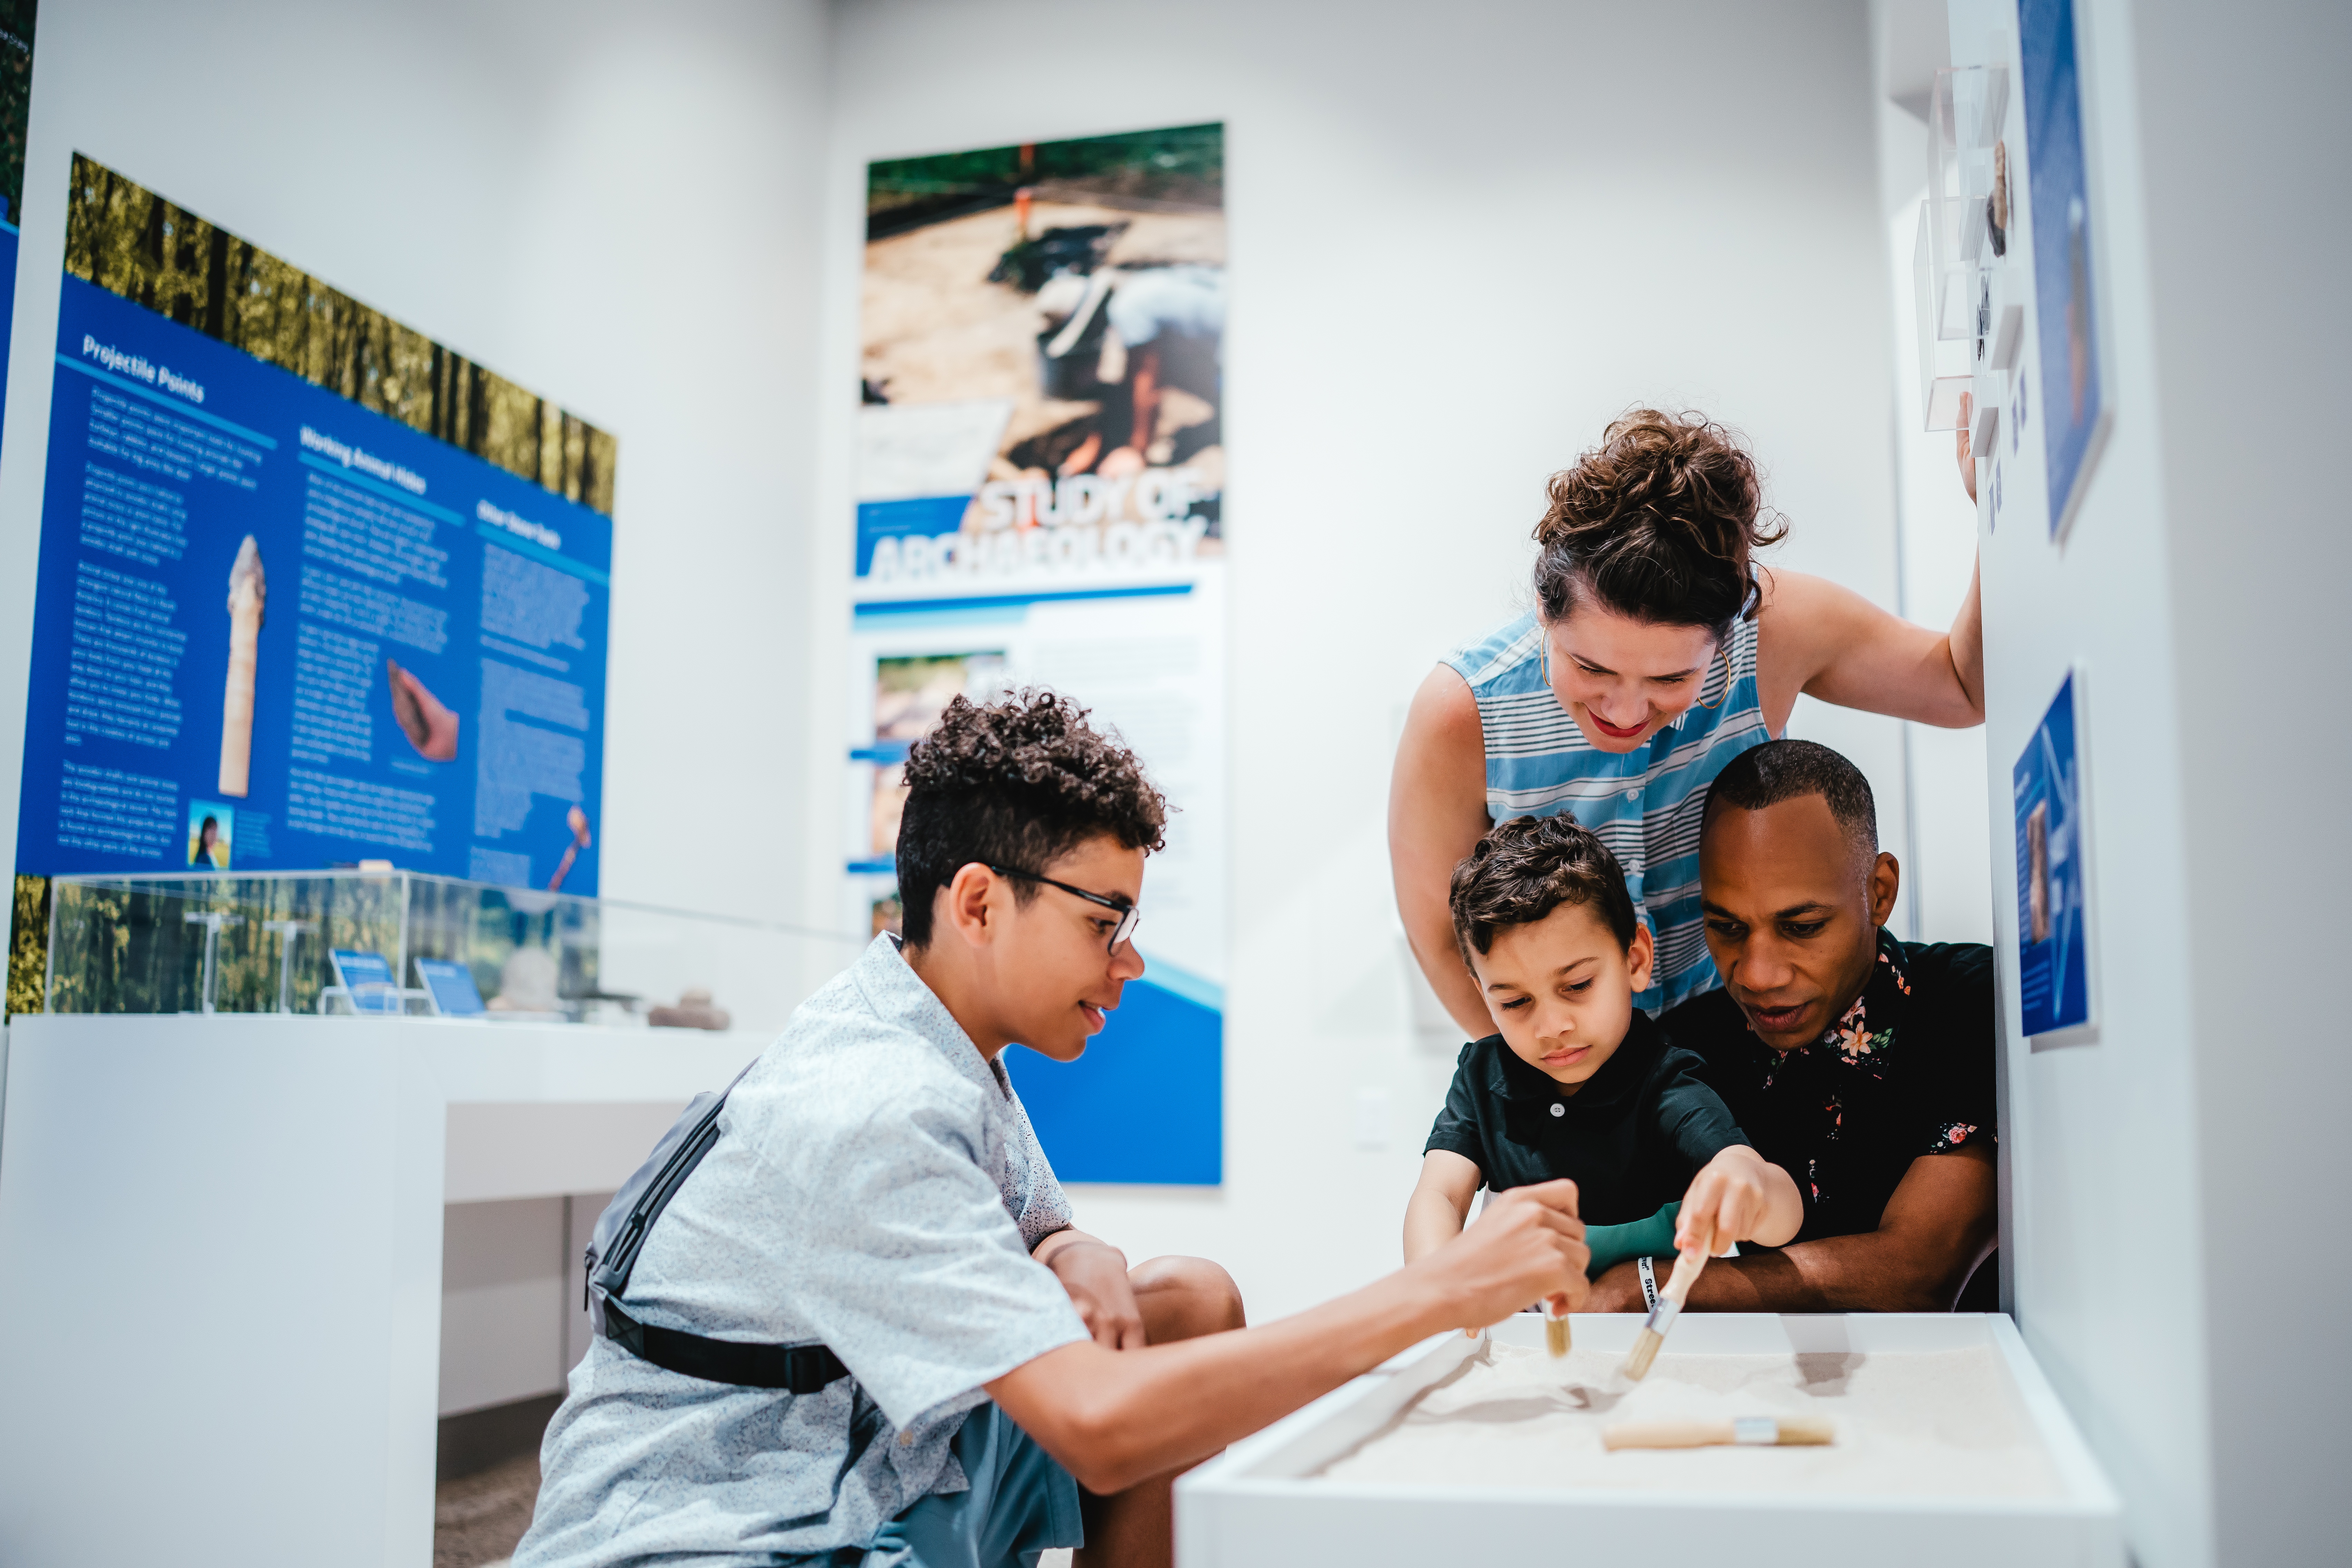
[519,690,1590,1568]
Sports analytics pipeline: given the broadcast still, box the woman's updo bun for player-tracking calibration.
[1533,410,1784,639]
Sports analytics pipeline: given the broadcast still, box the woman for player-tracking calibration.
[1391,408,1981,1029]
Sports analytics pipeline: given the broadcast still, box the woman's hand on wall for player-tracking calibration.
[1957,391,1977,502]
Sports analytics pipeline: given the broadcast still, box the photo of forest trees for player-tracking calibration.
[867,121,1222,239]
[0,1,34,228]
[64,153,618,516]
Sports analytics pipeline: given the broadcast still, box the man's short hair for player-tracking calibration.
[1703,739,1878,863]
[1448,815,1638,965]
[896,689,1169,946]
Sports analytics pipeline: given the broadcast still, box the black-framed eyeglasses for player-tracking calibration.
[988,864,1140,953]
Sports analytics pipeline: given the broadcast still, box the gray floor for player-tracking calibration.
[435,1452,538,1568]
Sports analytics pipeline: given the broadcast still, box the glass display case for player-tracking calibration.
[38,870,862,1036]
[1917,61,2012,432]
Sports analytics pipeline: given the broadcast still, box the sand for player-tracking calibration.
[1315,1341,2062,1499]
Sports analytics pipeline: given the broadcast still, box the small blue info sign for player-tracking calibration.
[2013,671,2093,1038]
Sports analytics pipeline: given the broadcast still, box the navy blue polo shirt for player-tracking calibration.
[1423,1009,1749,1226]
[1661,931,1997,1244]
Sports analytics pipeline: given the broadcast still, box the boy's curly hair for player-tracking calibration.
[1448,815,1638,967]
[897,688,1169,946]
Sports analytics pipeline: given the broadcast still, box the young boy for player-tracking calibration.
[1405,815,1801,1293]
[519,691,1591,1568]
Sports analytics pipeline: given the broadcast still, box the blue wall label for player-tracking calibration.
[2013,670,2092,1037]
[1005,974,1222,1186]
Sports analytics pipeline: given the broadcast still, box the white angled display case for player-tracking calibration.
[1176,1313,2122,1568]
[0,875,865,1568]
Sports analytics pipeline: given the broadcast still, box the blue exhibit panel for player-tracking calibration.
[1004,974,1222,1185]
[2013,672,2090,1036]
[14,276,612,892]
[2021,0,2104,532]
[0,221,17,433]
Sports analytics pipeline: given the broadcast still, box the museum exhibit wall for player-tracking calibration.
[0,0,835,1420]
[0,0,835,931]
[1954,1,2352,1565]
[815,0,1928,1321]
[1874,0,1997,949]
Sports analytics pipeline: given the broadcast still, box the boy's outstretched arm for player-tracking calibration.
[1402,1150,1483,1264]
[1590,1143,1997,1312]
[1676,1144,1804,1253]
[988,1180,1589,1495]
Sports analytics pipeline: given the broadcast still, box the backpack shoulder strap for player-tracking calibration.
[589,1057,758,1306]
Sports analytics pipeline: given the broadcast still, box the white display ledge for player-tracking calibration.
[0,1012,762,1568]
[1176,1313,2122,1568]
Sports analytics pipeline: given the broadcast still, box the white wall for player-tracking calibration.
[2144,5,2352,1555]
[439,1189,618,1416]
[821,0,1913,1320]
[441,1196,569,1416]
[1870,0,1994,946]
[1951,0,2352,1564]
[0,0,835,927]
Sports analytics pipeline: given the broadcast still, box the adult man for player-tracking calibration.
[518,691,1588,1568]
[1585,739,1998,1313]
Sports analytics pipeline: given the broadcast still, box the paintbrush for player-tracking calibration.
[1602,1415,1833,1451]
[1621,1236,1711,1381]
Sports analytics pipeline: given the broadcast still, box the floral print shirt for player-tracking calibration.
[1660,931,1997,1245]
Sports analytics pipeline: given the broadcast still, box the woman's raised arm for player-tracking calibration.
[1389,665,1500,1037]
[1757,560,1984,731]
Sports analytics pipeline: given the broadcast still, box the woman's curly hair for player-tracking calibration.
[1448,815,1637,967]
[1534,410,1785,641]
[896,688,1168,945]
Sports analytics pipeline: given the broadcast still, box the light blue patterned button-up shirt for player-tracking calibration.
[514,935,1088,1568]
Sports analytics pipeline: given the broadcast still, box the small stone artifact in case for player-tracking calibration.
[649,987,731,1031]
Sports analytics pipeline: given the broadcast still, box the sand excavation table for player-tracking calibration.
[1176,1315,2122,1568]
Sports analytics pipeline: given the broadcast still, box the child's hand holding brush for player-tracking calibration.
[1623,1146,1802,1379]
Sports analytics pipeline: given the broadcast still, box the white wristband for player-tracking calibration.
[1638,1254,1660,1312]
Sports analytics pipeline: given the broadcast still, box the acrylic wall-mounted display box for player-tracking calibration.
[39,870,857,1035]
[1176,1313,2122,1568]
[1918,62,2014,432]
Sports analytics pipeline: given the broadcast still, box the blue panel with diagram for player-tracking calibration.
[2013,671,2093,1038]
[12,160,616,895]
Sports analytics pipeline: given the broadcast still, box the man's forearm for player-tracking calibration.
[1591,1232,1984,1314]
[1588,1148,1997,1313]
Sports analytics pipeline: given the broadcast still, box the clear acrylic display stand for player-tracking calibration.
[1917,63,2011,432]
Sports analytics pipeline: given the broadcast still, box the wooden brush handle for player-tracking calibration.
[1604,1420,1729,1450]
[1602,1416,1833,1451]
[1660,1244,1709,1304]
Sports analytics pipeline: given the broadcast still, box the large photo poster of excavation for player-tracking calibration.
[851,123,1226,1184]
[13,156,616,898]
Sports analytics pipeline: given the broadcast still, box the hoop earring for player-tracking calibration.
[1693,643,1736,710]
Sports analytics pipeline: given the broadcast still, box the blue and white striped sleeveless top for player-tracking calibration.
[1442,609,1772,1014]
